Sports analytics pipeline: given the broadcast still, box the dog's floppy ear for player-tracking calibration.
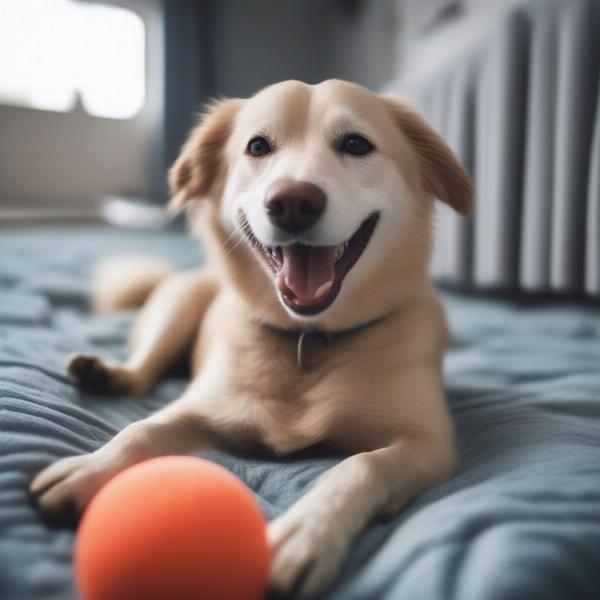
[168,98,243,212]
[381,96,473,215]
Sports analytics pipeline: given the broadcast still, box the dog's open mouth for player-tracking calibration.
[243,213,379,315]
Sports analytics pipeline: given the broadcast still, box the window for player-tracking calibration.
[0,0,145,119]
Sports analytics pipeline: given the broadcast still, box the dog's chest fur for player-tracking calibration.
[189,292,334,453]
[188,288,433,456]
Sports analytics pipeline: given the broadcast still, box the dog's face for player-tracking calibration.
[170,80,472,325]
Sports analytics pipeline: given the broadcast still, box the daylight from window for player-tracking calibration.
[0,0,145,119]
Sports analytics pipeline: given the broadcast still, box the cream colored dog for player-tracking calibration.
[31,79,472,598]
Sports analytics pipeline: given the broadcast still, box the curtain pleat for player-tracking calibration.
[586,83,600,295]
[520,2,558,291]
[551,0,600,292]
[443,64,476,284]
[403,0,600,297]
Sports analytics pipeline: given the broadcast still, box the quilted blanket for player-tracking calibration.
[1,226,599,600]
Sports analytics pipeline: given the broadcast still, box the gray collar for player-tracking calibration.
[255,309,397,371]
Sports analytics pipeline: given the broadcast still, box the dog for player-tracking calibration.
[30,79,473,598]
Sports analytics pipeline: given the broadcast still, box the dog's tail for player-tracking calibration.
[91,256,175,314]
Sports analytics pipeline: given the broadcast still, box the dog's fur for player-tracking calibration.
[31,80,473,598]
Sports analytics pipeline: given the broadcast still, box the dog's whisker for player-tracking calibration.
[221,229,240,251]
[222,215,258,256]
[223,231,244,255]
[224,233,248,257]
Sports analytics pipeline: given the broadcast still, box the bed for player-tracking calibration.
[1,225,599,599]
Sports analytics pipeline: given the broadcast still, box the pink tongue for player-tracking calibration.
[277,245,336,305]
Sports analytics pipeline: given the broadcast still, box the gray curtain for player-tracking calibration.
[401,0,600,297]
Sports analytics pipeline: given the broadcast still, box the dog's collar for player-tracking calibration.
[255,309,398,371]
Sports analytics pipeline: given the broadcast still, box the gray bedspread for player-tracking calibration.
[1,227,599,600]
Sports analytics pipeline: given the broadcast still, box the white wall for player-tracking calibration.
[0,0,512,206]
[0,0,162,203]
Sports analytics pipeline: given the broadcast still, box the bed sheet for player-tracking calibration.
[1,227,599,600]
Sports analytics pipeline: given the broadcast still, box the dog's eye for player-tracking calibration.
[247,136,272,157]
[340,134,374,156]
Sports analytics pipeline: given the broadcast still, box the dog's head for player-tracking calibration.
[170,80,472,327]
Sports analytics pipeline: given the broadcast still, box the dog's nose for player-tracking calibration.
[264,179,326,233]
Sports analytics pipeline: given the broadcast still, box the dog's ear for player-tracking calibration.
[381,96,473,215]
[168,98,243,213]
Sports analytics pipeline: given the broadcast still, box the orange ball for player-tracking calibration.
[75,456,269,600]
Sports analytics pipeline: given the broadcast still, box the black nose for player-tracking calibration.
[264,179,326,233]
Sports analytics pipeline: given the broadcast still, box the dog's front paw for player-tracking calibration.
[268,505,350,599]
[29,450,122,521]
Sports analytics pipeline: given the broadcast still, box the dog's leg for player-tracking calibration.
[30,376,219,520]
[269,437,456,597]
[68,270,218,395]
[268,368,457,598]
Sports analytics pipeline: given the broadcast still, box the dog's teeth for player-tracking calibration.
[334,244,345,262]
